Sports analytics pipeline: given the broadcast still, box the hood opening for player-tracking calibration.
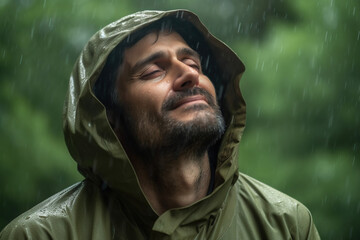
[92,15,233,191]
[64,10,246,217]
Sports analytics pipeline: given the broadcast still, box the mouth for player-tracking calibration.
[172,95,209,110]
[162,87,216,112]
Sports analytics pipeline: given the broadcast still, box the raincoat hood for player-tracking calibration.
[1,9,320,240]
[63,9,246,232]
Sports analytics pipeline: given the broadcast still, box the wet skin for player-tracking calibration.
[116,32,217,125]
[113,32,221,214]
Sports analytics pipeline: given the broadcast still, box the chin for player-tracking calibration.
[165,109,225,147]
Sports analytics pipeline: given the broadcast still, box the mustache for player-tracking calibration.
[161,87,217,112]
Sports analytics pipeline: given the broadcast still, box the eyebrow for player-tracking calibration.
[131,51,166,74]
[131,47,201,74]
[176,47,200,60]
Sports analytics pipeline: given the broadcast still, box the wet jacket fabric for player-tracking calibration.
[0,10,320,240]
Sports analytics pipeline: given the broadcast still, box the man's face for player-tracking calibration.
[115,31,224,155]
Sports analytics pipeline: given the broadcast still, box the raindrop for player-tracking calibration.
[353,7,356,16]
[297,49,302,56]
[205,55,210,69]
[257,107,261,117]
[237,22,242,33]
[195,41,199,50]
[310,56,315,69]
[126,34,131,43]
[279,46,284,53]
[357,31,360,41]
[48,18,53,30]
[346,191,351,205]
[328,114,333,128]
[30,25,35,39]
[175,11,184,19]
[38,210,48,218]
[349,228,353,239]
[247,23,252,31]
[43,0,46,8]
[19,55,23,65]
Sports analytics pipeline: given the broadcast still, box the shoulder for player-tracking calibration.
[0,181,109,240]
[236,173,302,211]
[232,173,320,239]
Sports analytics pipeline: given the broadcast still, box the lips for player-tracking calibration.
[161,87,216,112]
[172,95,208,110]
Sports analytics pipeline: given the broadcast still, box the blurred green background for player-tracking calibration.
[0,0,359,239]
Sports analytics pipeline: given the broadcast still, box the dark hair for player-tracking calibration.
[93,16,221,112]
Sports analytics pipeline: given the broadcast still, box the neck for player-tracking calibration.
[130,149,211,215]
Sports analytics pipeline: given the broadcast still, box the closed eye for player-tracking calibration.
[183,58,201,72]
[140,66,165,80]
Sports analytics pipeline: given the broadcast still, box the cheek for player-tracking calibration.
[200,76,217,99]
[126,82,168,113]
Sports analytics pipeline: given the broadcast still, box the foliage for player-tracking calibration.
[0,0,359,238]
[236,0,360,238]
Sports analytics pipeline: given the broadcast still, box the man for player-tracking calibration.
[0,10,320,239]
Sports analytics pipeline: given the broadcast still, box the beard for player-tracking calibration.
[119,87,225,158]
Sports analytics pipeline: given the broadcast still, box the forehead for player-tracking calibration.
[122,32,191,67]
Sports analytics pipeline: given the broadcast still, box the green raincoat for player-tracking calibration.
[0,10,320,240]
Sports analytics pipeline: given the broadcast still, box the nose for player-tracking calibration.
[172,60,200,91]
